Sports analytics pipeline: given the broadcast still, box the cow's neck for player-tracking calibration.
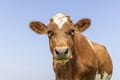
[53,59,74,80]
[73,32,97,61]
[72,32,98,79]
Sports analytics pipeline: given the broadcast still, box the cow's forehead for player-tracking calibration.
[52,13,72,29]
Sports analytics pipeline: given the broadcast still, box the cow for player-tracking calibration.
[29,13,113,80]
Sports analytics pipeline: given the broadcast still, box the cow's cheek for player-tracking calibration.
[49,39,57,57]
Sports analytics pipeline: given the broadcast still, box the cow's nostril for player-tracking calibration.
[55,49,59,55]
[65,49,69,54]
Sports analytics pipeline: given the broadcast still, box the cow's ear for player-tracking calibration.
[75,18,91,32]
[30,21,48,34]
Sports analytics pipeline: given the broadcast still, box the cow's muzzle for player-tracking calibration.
[53,47,72,64]
[55,47,69,59]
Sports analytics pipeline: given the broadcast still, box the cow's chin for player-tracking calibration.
[53,55,73,65]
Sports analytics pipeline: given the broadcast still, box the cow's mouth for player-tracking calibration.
[53,56,72,64]
[56,58,70,64]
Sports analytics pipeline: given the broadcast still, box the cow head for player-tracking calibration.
[30,13,91,64]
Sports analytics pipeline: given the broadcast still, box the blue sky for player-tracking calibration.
[0,0,120,80]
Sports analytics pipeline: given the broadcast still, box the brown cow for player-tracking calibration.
[29,13,113,80]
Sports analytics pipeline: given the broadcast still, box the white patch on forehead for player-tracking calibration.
[52,13,68,29]
[95,71,112,80]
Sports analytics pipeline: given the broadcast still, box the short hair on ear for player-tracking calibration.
[75,18,91,32]
[29,21,48,34]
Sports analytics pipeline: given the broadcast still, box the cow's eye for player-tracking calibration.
[68,29,75,36]
[47,30,54,37]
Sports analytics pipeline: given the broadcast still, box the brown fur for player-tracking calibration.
[92,42,113,77]
[53,32,98,80]
[29,13,113,80]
